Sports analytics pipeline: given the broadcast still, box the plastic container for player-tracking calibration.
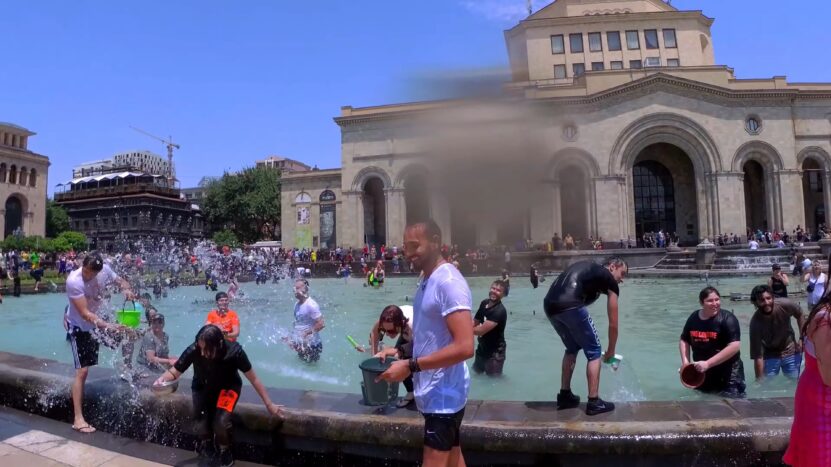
[151,379,179,395]
[116,300,141,328]
[680,363,706,389]
[359,357,399,406]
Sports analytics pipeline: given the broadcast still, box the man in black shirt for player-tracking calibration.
[748,284,804,380]
[473,280,508,376]
[543,257,627,415]
[155,325,282,467]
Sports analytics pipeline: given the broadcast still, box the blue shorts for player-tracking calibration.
[548,307,602,361]
[764,353,802,379]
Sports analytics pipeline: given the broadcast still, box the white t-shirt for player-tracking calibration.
[65,264,119,332]
[808,272,827,306]
[412,262,472,414]
[749,240,759,250]
[294,297,323,346]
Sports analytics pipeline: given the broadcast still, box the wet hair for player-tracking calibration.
[150,313,165,324]
[492,280,508,293]
[295,278,309,293]
[378,305,408,337]
[750,284,773,307]
[603,256,628,270]
[195,324,226,357]
[215,291,228,302]
[802,253,831,338]
[772,263,781,271]
[82,252,104,272]
[406,219,442,244]
[141,292,152,300]
[698,286,721,304]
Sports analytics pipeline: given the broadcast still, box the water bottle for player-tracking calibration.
[604,354,623,371]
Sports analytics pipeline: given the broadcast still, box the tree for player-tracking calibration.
[57,231,88,251]
[46,200,71,237]
[203,167,281,243]
[212,229,240,248]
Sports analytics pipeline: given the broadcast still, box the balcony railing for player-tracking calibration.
[55,184,179,201]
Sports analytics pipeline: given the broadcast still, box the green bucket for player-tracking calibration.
[359,357,400,406]
[116,300,141,328]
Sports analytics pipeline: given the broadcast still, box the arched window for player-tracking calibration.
[28,168,36,187]
[18,166,27,186]
[294,192,312,203]
[8,165,16,184]
[633,161,675,237]
[0,163,6,183]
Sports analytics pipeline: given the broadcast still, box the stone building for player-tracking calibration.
[74,150,171,179]
[256,156,311,173]
[0,122,49,239]
[281,0,831,250]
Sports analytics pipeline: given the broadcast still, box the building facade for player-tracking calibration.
[55,167,203,251]
[74,150,171,179]
[281,0,831,250]
[256,156,311,173]
[0,122,49,239]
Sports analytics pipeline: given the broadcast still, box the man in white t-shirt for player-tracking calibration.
[65,252,134,434]
[290,279,325,362]
[749,238,760,250]
[378,220,474,467]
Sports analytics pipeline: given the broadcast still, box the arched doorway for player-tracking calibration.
[404,172,430,225]
[559,165,589,242]
[743,160,768,231]
[362,177,386,246]
[632,143,698,245]
[4,196,23,238]
[802,158,825,232]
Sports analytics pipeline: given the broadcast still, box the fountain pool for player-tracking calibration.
[0,274,801,402]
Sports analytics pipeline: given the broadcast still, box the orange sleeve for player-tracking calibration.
[206,311,217,324]
[230,310,240,327]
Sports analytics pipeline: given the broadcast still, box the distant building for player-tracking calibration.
[55,165,203,250]
[0,122,49,239]
[256,156,311,173]
[73,150,172,179]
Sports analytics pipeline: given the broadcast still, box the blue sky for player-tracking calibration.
[1,0,829,195]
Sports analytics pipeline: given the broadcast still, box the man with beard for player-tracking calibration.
[473,280,508,376]
[748,284,804,380]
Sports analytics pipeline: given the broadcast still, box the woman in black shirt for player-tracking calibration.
[679,287,746,398]
[155,325,282,466]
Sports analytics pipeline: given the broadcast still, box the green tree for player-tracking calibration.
[46,200,71,237]
[56,231,88,251]
[212,229,240,248]
[203,166,281,243]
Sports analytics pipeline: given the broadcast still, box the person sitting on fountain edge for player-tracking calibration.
[137,314,177,374]
[543,256,627,415]
[155,324,282,467]
[748,285,804,381]
[205,292,240,342]
[679,287,746,398]
[473,280,509,376]
[289,279,325,362]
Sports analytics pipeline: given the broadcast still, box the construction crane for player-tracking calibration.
[129,125,179,185]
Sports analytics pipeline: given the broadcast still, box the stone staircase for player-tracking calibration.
[653,246,826,271]
[653,251,696,270]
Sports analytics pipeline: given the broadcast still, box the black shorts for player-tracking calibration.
[297,342,323,363]
[422,408,465,451]
[69,327,99,369]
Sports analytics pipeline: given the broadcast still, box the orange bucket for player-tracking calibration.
[680,363,705,389]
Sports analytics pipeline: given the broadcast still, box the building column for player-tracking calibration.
[714,172,746,240]
[778,169,805,232]
[386,187,406,248]
[823,171,831,230]
[429,190,451,244]
[593,175,626,243]
[550,181,562,240]
[529,182,554,244]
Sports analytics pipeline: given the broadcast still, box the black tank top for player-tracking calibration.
[770,276,788,298]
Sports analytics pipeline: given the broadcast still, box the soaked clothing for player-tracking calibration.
[137,331,170,372]
[784,311,831,467]
[543,261,619,315]
[680,309,746,397]
[473,299,508,376]
[173,341,252,392]
[770,276,788,298]
[749,299,801,360]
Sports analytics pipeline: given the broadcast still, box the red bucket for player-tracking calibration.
[680,363,705,389]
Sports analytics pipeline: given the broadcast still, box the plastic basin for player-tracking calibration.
[680,363,705,389]
[359,357,400,406]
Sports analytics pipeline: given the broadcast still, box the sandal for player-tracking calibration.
[72,424,96,434]
[396,396,415,408]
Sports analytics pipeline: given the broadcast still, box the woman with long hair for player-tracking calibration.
[355,305,414,407]
[784,255,831,466]
[155,325,282,467]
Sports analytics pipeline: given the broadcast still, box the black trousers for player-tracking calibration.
[192,387,240,447]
